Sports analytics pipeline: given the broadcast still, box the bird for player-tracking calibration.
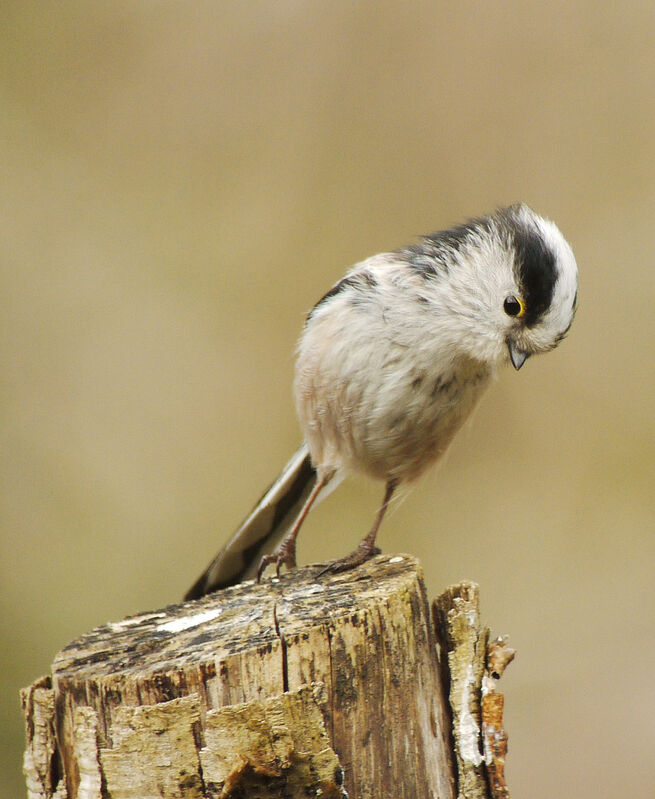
[185,203,578,601]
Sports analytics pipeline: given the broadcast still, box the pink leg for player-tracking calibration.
[257,473,330,581]
[320,479,397,575]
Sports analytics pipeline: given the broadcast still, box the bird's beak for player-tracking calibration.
[507,338,530,371]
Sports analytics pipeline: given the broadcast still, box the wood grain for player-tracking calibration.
[23,554,457,799]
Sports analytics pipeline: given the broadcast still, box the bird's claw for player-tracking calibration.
[317,542,381,577]
[257,541,297,582]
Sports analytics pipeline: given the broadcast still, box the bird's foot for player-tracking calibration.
[257,537,297,582]
[317,540,382,576]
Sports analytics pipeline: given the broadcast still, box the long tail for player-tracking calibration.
[185,444,323,600]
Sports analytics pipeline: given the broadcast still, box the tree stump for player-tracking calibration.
[21,554,512,799]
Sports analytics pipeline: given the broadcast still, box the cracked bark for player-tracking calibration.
[433,582,516,799]
[21,555,480,798]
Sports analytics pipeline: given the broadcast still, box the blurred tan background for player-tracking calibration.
[2,2,654,797]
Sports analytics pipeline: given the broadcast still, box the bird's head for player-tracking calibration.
[408,204,578,369]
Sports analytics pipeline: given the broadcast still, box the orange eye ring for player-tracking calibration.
[503,295,525,318]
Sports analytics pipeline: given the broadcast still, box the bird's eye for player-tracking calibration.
[503,295,525,318]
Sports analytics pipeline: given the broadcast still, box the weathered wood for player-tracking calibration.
[433,582,490,799]
[433,583,516,799]
[22,554,458,799]
[481,637,516,799]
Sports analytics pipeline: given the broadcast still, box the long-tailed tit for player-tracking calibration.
[186,204,578,600]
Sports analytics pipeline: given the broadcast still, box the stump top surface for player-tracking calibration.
[53,554,422,682]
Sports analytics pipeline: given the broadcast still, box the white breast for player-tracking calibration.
[294,257,492,484]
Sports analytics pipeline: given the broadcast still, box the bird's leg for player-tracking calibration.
[319,478,398,575]
[257,472,330,581]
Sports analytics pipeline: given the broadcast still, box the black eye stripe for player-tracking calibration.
[511,224,557,327]
[400,207,559,327]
